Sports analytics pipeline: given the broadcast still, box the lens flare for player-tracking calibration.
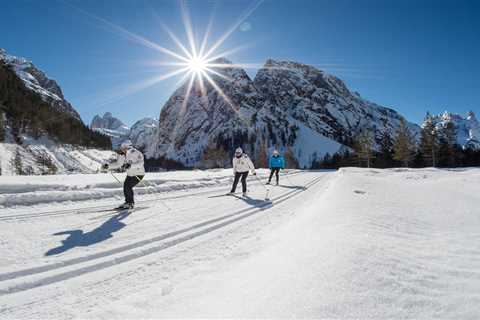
[187,57,207,74]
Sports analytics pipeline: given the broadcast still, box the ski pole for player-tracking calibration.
[253,173,272,201]
[136,176,171,211]
[110,171,123,186]
[253,173,268,190]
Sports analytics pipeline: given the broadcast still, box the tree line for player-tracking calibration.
[313,117,480,169]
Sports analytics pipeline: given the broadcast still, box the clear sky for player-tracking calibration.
[1,0,479,126]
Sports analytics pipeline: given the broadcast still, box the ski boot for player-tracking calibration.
[116,202,134,210]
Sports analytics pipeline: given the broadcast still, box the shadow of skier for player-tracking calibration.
[277,185,307,191]
[45,210,131,256]
[233,195,273,208]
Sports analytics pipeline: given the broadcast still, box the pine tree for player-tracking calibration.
[202,142,228,168]
[284,147,298,169]
[438,122,458,167]
[376,129,394,168]
[0,112,5,142]
[255,139,269,168]
[420,112,439,167]
[393,119,416,167]
[354,129,374,168]
[13,147,24,175]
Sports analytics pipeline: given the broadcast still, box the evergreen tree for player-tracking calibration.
[0,112,5,142]
[354,129,374,168]
[254,138,269,168]
[202,142,228,168]
[13,147,24,175]
[438,122,458,167]
[419,112,439,167]
[284,147,298,169]
[393,119,416,167]
[376,129,394,168]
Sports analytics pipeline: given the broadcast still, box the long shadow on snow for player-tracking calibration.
[277,184,307,191]
[233,195,273,208]
[45,210,131,256]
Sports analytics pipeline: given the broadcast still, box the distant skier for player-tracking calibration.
[230,147,256,196]
[267,150,285,185]
[102,141,145,209]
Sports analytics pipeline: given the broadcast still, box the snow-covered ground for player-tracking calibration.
[0,168,479,319]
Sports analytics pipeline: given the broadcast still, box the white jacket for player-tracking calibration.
[109,147,145,176]
[232,154,255,174]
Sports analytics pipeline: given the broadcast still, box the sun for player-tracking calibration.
[72,0,265,111]
[187,57,207,74]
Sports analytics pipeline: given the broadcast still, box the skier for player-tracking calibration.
[102,141,145,209]
[230,147,256,196]
[267,149,285,185]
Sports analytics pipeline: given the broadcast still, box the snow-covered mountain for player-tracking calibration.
[129,117,159,153]
[154,58,419,168]
[90,112,130,148]
[0,48,81,120]
[0,49,114,175]
[428,111,480,149]
[90,112,158,151]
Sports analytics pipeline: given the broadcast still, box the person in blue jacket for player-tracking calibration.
[267,150,285,185]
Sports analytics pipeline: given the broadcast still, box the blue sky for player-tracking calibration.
[1,0,479,126]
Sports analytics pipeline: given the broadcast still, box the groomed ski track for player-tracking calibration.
[0,170,332,318]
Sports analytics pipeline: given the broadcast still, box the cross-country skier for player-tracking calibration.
[102,141,145,209]
[230,147,256,196]
[267,149,285,185]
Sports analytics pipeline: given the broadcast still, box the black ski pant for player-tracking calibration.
[231,171,249,193]
[124,175,144,204]
[268,168,281,184]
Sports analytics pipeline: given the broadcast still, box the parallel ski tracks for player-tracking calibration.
[0,172,303,222]
[0,172,326,296]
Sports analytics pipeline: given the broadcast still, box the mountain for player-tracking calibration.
[89,112,158,152]
[0,48,80,120]
[154,58,420,168]
[427,111,480,149]
[0,49,113,175]
[90,112,130,148]
[91,112,129,133]
[129,117,159,154]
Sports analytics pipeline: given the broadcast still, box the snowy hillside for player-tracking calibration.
[0,168,478,318]
[154,58,420,168]
[0,48,80,120]
[428,111,480,149]
[0,133,115,175]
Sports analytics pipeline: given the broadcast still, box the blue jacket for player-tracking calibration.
[269,155,285,169]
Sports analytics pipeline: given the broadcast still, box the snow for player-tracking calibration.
[0,135,115,175]
[0,168,479,318]
[292,121,343,167]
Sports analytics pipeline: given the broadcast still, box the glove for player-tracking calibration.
[101,163,109,170]
[123,163,131,170]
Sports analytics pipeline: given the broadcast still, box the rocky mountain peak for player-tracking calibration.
[0,48,81,120]
[91,112,129,132]
[153,58,421,167]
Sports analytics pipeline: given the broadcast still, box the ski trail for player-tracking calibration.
[0,174,325,296]
[0,171,304,221]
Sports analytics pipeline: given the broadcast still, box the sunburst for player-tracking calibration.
[64,0,264,111]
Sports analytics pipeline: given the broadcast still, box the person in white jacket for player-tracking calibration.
[102,141,145,209]
[230,147,256,196]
